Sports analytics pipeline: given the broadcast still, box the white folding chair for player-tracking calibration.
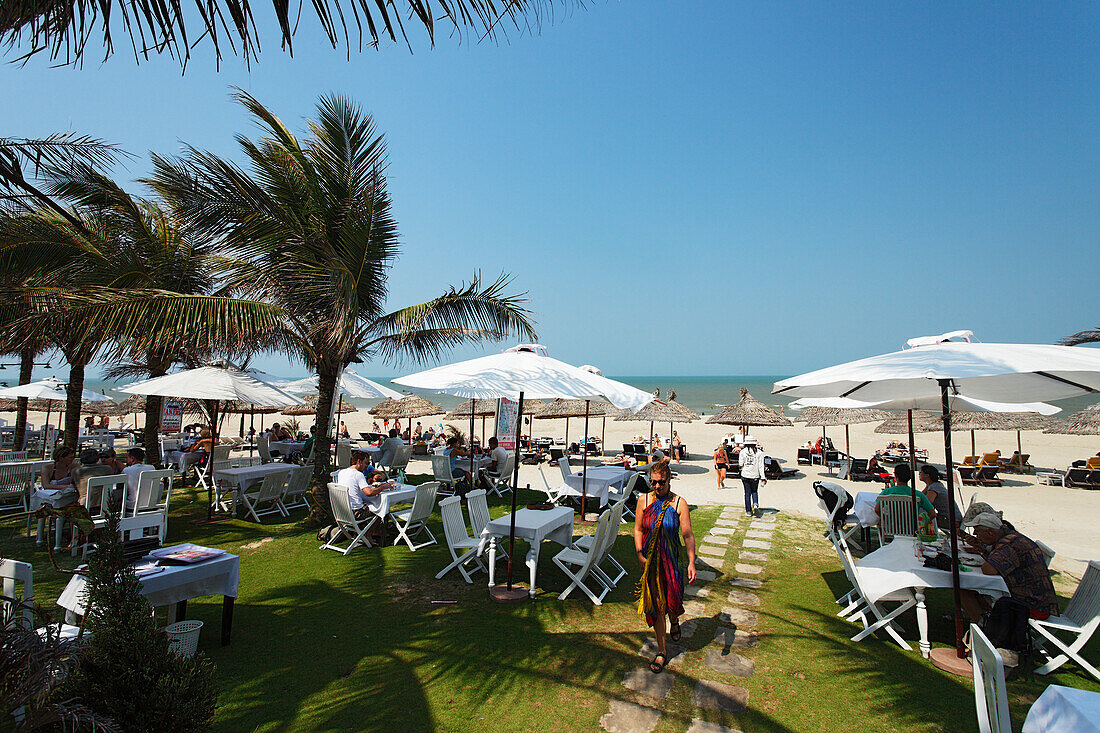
[574,500,628,587]
[320,483,377,555]
[537,465,565,504]
[77,474,128,558]
[431,455,458,496]
[239,468,291,522]
[833,535,915,650]
[1030,559,1100,680]
[608,472,645,521]
[553,512,611,604]
[0,451,29,463]
[466,489,508,562]
[971,623,1011,733]
[876,494,918,545]
[0,463,33,514]
[390,481,439,551]
[336,442,352,469]
[131,468,174,542]
[484,453,515,498]
[558,456,573,483]
[281,466,312,513]
[0,559,84,642]
[118,513,166,544]
[384,445,414,484]
[435,495,486,583]
[814,480,862,550]
[257,435,273,465]
[1035,539,1056,569]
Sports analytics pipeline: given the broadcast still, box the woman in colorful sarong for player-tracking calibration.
[634,458,697,673]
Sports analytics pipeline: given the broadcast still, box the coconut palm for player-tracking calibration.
[1062,328,1100,346]
[147,89,537,520]
[0,0,567,68]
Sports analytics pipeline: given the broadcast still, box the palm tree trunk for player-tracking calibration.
[308,366,339,525]
[63,360,86,450]
[12,348,34,450]
[144,395,164,463]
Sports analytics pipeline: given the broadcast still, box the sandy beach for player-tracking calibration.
[24,401,1098,580]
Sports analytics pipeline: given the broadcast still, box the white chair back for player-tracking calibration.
[0,558,33,629]
[0,451,29,463]
[284,466,312,501]
[558,456,572,483]
[432,455,455,485]
[971,624,1011,733]
[212,444,231,462]
[336,443,352,469]
[254,469,290,503]
[0,464,33,508]
[389,445,414,473]
[327,482,358,531]
[407,482,439,524]
[439,495,473,547]
[161,438,179,453]
[1063,560,1100,629]
[133,468,174,515]
[257,435,272,464]
[466,489,491,536]
[118,514,165,543]
[84,474,127,517]
[1035,539,1056,569]
[878,494,917,540]
[580,513,611,576]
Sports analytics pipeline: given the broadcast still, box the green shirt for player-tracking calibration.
[876,483,935,514]
[302,436,315,457]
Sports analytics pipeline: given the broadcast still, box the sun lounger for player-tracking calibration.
[1003,453,1032,474]
[848,458,874,482]
[957,465,979,485]
[975,465,1003,487]
[797,448,813,465]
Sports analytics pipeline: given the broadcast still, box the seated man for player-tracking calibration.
[380,428,404,466]
[874,463,937,525]
[960,511,1058,622]
[301,424,317,462]
[122,447,156,511]
[479,437,509,487]
[336,451,393,545]
[70,448,116,506]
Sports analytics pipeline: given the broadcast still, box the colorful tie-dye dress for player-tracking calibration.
[637,495,685,627]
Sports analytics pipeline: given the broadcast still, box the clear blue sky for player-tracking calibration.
[3,1,1098,381]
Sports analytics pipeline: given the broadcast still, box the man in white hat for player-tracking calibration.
[959,510,1058,622]
[738,436,766,517]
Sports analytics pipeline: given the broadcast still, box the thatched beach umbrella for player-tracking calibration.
[536,398,614,451]
[616,399,690,459]
[948,411,1059,457]
[446,399,498,445]
[874,410,941,435]
[282,394,357,417]
[798,405,891,457]
[0,399,17,412]
[1044,402,1100,436]
[371,395,442,423]
[706,388,792,433]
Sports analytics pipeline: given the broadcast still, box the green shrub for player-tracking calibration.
[61,515,217,732]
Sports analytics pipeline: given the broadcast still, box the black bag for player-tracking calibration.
[813,481,853,531]
[981,596,1031,654]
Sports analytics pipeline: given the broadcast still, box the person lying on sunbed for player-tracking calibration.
[603,453,636,468]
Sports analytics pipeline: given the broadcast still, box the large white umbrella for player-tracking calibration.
[394,344,653,601]
[281,367,404,400]
[0,378,114,457]
[120,365,301,518]
[775,336,1100,667]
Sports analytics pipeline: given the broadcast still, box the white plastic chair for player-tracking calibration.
[431,455,458,496]
[558,456,573,483]
[131,468,173,542]
[553,512,611,604]
[257,435,272,465]
[833,534,916,650]
[971,623,1011,733]
[77,474,128,558]
[608,472,645,521]
[118,513,166,543]
[239,468,291,522]
[384,445,415,483]
[435,495,485,583]
[0,559,84,642]
[281,466,312,513]
[0,463,33,513]
[537,464,565,504]
[876,494,918,545]
[336,442,352,469]
[0,451,29,463]
[574,500,628,588]
[466,489,508,563]
[484,453,515,498]
[390,481,439,551]
[1031,559,1100,680]
[320,483,376,555]
[1035,539,1056,569]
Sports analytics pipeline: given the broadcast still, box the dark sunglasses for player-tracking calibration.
[651,478,669,486]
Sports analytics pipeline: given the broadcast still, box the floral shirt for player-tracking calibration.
[987,530,1058,615]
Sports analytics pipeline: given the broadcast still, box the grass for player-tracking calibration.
[1,476,1097,732]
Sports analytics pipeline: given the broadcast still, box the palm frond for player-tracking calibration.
[1060,329,1100,346]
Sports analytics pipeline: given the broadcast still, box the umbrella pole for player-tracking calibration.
[581,400,590,520]
[971,430,976,458]
[565,417,569,453]
[492,391,527,603]
[932,379,968,667]
[1017,430,1022,455]
[602,416,606,457]
[42,402,52,459]
[907,409,918,530]
[249,406,255,457]
[845,424,850,458]
[471,399,476,487]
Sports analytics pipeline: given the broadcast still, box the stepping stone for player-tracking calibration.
[691,680,749,713]
[682,600,706,618]
[600,700,661,733]
[739,551,768,563]
[730,577,763,590]
[719,606,758,627]
[735,563,762,575]
[705,647,756,677]
[703,535,730,546]
[727,589,760,607]
[622,667,674,700]
[687,719,741,733]
[695,569,717,582]
[685,585,711,599]
[695,558,719,572]
[699,545,726,558]
[743,539,771,550]
[715,518,738,527]
[639,640,686,667]
[710,527,737,536]
[714,625,758,648]
[745,531,772,540]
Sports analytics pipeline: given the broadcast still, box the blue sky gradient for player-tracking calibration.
[3,1,1098,380]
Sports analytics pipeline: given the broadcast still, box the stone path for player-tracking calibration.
[600,506,779,732]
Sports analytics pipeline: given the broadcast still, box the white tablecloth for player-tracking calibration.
[214,463,292,492]
[854,491,880,527]
[1023,685,1100,733]
[371,483,417,518]
[856,538,1008,606]
[29,487,77,511]
[561,465,629,506]
[480,506,575,598]
[268,440,305,455]
[58,550,241,614]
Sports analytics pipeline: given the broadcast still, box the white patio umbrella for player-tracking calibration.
[281,367,403,400]
[774,335,1100,667]
[120,365,302,518]
[0,378,114,456]
[394,344,653,602]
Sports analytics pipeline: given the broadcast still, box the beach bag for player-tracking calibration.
[813,481,852,531]
[981,597,1030,655]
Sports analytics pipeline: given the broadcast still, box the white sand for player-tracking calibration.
[23,406,1098,578]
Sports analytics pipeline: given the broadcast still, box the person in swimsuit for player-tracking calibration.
[713,444,727,488]
[672,431,683,463]
[41,446,77,491]
[634,459,696,674]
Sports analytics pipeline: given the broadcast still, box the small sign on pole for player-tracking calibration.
[160,400,183,433]
[496,397,519,450]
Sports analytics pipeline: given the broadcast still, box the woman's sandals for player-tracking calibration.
[649,653,667,674]
[669,619,682,642]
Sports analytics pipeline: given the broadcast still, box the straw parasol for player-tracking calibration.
[370,395,442,421]
[798,405,890,457]
[706,388,792,431]
[445,399,498,445]
[1044,403,1100,435]
[948,411,1060,457]
[0,399,17,412]
[615,398,694,457]
[282,394,357,417]
[874,410,942,434]
[536,398,614,449]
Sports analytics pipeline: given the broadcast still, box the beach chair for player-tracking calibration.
[1088,457,1100,471]
[0,463,33,514]
[975,464,1003,488]
[573,500,628,588]
[797,447,812,465]
[1030,560,1100,681]
[971,624,1011,733]
[847,458,872,481]
[239,468,291,522]
[553,512,612,604]
[957,465,979,485]
[548,447,565,463]
[320,483,376,555]
[281,466,312,513]
[435,496,486,583]
[390,481,438,551]
[484,453,515,498]
[960,455,979,467]
[876,494,917,545]
[431,455,458,496]
[1065,465,1094,488]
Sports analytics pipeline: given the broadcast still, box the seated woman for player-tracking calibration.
[41,446,77,492]
[866,454,892,483]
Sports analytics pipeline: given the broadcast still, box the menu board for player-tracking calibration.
[496,397,519,449]
[160,400,183,433]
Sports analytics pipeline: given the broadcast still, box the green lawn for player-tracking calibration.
[2,477,1096,732]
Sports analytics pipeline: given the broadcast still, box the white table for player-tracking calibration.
[1023,684,1100,733]
[58,548,241,645]
[214,463,293,514]
[857,538,1008,657]
[268,440,306,455]
[481,506,575,598]
[561,465,629,506]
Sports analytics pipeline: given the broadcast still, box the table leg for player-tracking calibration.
[487,537,497,588]
[527,545,539,598]
[915,589,930,658]
[221,596,234,646]
[53,518,64,552]
[174,599,187,624]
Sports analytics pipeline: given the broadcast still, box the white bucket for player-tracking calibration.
[165,620,203,657]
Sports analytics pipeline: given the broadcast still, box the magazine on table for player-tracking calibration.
[150,543,226,564]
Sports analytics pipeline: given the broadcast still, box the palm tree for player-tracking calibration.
[1061,329,1100,346]
[148,89,537,520]
[0,0,566,68]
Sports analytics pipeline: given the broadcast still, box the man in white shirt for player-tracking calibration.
[487,437,508,475]
[122,447,155,510]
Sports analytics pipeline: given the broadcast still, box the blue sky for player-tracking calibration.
[3,1,1098,381]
